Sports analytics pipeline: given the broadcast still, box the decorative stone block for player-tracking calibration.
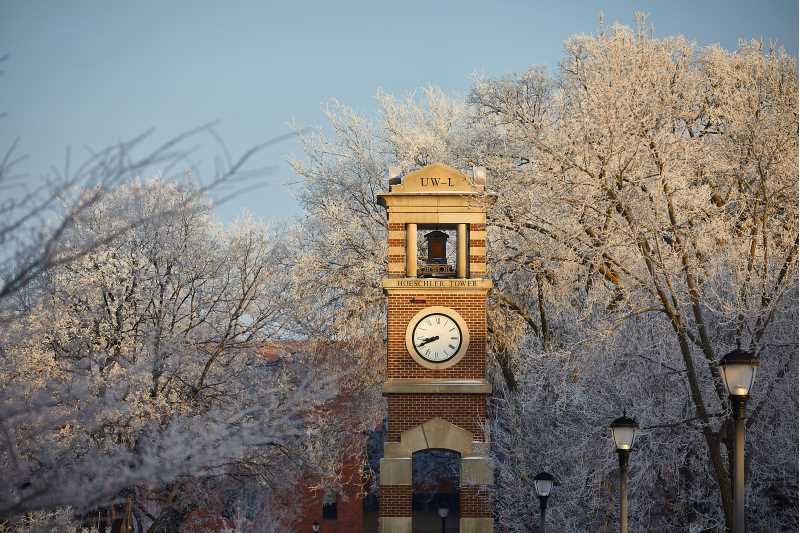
[379,458,411,486]
[383,442,411,459]
[459,517,493,533]
[422,417,473,455]
[379,516,412,533]
[399,425,427,453]
[461,457,493,485]
[471,441,491,457]
[399,417,474,455]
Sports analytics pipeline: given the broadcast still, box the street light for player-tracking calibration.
[610,413,638,533]
[533,471,555,533]
[437,506,449,533]
[720,349,759,533]
[311,521,320,532]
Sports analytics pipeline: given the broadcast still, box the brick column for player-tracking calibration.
[387,223,406,278]
[379,456,412,533]
[460,456,493,532]
[468,223,487,278]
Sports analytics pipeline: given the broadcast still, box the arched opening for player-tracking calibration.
[412,449,459,532]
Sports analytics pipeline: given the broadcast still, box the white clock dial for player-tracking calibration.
[412,313,462,363]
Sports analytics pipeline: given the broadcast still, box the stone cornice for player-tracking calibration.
[382,378,492,394]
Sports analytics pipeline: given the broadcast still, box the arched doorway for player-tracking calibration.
[379,418,491,532]
[412,449,459,532]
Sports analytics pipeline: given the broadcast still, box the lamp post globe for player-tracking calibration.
[437,506,449,533]
[720,349,759,533]
[533,471,555,498]
[533,471,555,533]
[610,414,638,533]
[719,349,759,399]
[610,414,639,451]
[311,521,320,532]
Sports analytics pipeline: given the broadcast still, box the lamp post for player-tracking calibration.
[719,349,759,533]
[610,414,638,533]
[437,506,449,533]
[533,471,555,533]
[311,521,320,532]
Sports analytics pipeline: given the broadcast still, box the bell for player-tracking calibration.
[424,230,449,264]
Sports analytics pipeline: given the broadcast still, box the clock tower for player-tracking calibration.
[377,163,493,533]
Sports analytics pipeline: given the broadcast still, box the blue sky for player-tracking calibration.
[1,1,797,222]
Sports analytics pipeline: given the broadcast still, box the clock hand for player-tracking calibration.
[416,336,440,347]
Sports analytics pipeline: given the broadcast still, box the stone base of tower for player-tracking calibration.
[377,517,493,533]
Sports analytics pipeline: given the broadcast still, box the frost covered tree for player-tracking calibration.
[0,179,339,532]
[289,18,797,533]
[0,119,281,310]
[472,20,798,532]
[0,51,330,528]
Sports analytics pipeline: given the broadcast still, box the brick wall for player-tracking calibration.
[386,394,487,441]
[460,486,491,517]
[282,392,367,532]
[290,479,365,533]
[379,486,412,517]
[387,293,486,379]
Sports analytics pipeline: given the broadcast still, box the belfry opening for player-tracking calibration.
[416,227,457,278]
[404,223,469,279]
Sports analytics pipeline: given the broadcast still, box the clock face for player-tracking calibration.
[412,313,463,363]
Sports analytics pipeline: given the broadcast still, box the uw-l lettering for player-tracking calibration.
[420,177,454,187]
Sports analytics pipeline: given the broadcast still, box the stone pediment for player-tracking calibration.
[388,163,483,194]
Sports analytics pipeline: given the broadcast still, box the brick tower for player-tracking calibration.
[377,163,493,533]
